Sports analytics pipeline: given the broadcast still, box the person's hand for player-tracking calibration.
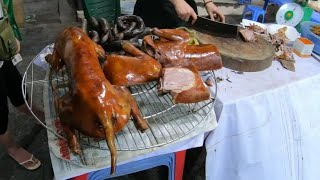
[204,1,225,23]
[170,0,197,24]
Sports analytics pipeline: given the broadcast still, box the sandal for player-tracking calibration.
[9,153,41,170]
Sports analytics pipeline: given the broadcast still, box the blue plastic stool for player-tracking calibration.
[239,0,252,4]
[87,153,175,180]
[243,5,266,23]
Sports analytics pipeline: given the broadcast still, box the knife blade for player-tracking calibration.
[185,16,240,38]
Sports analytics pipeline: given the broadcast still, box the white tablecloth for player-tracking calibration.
[206,54,320,180]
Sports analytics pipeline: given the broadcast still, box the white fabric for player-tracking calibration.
[205,54,320,180]
[0,61,3,68]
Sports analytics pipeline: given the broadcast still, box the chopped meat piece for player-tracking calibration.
[143,28,223,71]
[239,29,256,42]
[159,65,210,104]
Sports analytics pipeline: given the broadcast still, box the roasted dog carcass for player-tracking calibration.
[159,65,210,103]
[46,27,148,174]
[103,41,162,86]
[143,28,222,71]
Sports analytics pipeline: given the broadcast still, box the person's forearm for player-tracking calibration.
[170,0,183,5]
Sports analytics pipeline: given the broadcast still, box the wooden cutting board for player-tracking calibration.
[195,31,275,72]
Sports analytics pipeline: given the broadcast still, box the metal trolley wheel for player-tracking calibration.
[22,46,218,151]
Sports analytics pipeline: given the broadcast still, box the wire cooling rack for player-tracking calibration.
[22,47,217,151]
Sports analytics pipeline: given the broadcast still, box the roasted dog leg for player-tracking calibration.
[111,86,148,132]
[129,94,148,132]
[62,123,81,154]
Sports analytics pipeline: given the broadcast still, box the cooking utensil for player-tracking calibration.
[185,16,239,38]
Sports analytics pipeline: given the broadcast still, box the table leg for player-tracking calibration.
[175,150,186,180]
[71,173,88,180]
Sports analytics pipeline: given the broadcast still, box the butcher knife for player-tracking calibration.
[185,16,240,38]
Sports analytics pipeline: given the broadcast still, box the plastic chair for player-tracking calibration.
[242,0,270,23]
[68,151,188,180]
[86,153,175,180]
[2,0,21,40]
[82,0,120,24]
[242,5,266,23]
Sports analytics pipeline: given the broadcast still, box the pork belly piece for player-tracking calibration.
[159,65,210,104]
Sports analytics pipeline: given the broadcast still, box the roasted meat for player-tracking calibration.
[159,65,210,104]
[239,28,256,42]
[143,28,222,71]
[103,41,162,86]
[46,27,148,174]
[245,24,265,34]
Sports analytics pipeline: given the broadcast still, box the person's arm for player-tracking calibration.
[203,0,225,22]
[169,0,198,24]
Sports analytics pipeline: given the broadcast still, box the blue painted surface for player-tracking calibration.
[239,0,252,5]
[311,11,320,23]
[87,153,175,180]
[269,0,293,6]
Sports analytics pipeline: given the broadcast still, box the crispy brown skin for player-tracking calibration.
[103,41,162,86]
[46,27,148,175]
[143,28,223,71]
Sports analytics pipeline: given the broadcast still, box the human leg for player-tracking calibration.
[16,104,45,123]
[4,60,45,121]
[0,131,41,170]
[0,61,41,170]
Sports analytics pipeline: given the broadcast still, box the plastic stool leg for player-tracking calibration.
[175,150,186,180]
[88,153,175,180]
[71,173,88,180]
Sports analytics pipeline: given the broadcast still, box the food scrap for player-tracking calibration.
[205,77,214,87]
[216,76,224,83]
[311,25,320,36]
[259,27,295,71]
[245,24,266,34]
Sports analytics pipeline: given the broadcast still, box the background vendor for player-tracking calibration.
[133,0,225,28]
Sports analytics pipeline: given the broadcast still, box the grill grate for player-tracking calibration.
[22,47,217,151]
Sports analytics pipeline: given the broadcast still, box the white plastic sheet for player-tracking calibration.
[206,54,320,180]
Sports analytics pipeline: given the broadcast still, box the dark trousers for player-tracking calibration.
[133,0,198,28]
[0,61,25,134]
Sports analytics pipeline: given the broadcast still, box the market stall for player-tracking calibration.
[21,15,222,179]
[19,0,320,178]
